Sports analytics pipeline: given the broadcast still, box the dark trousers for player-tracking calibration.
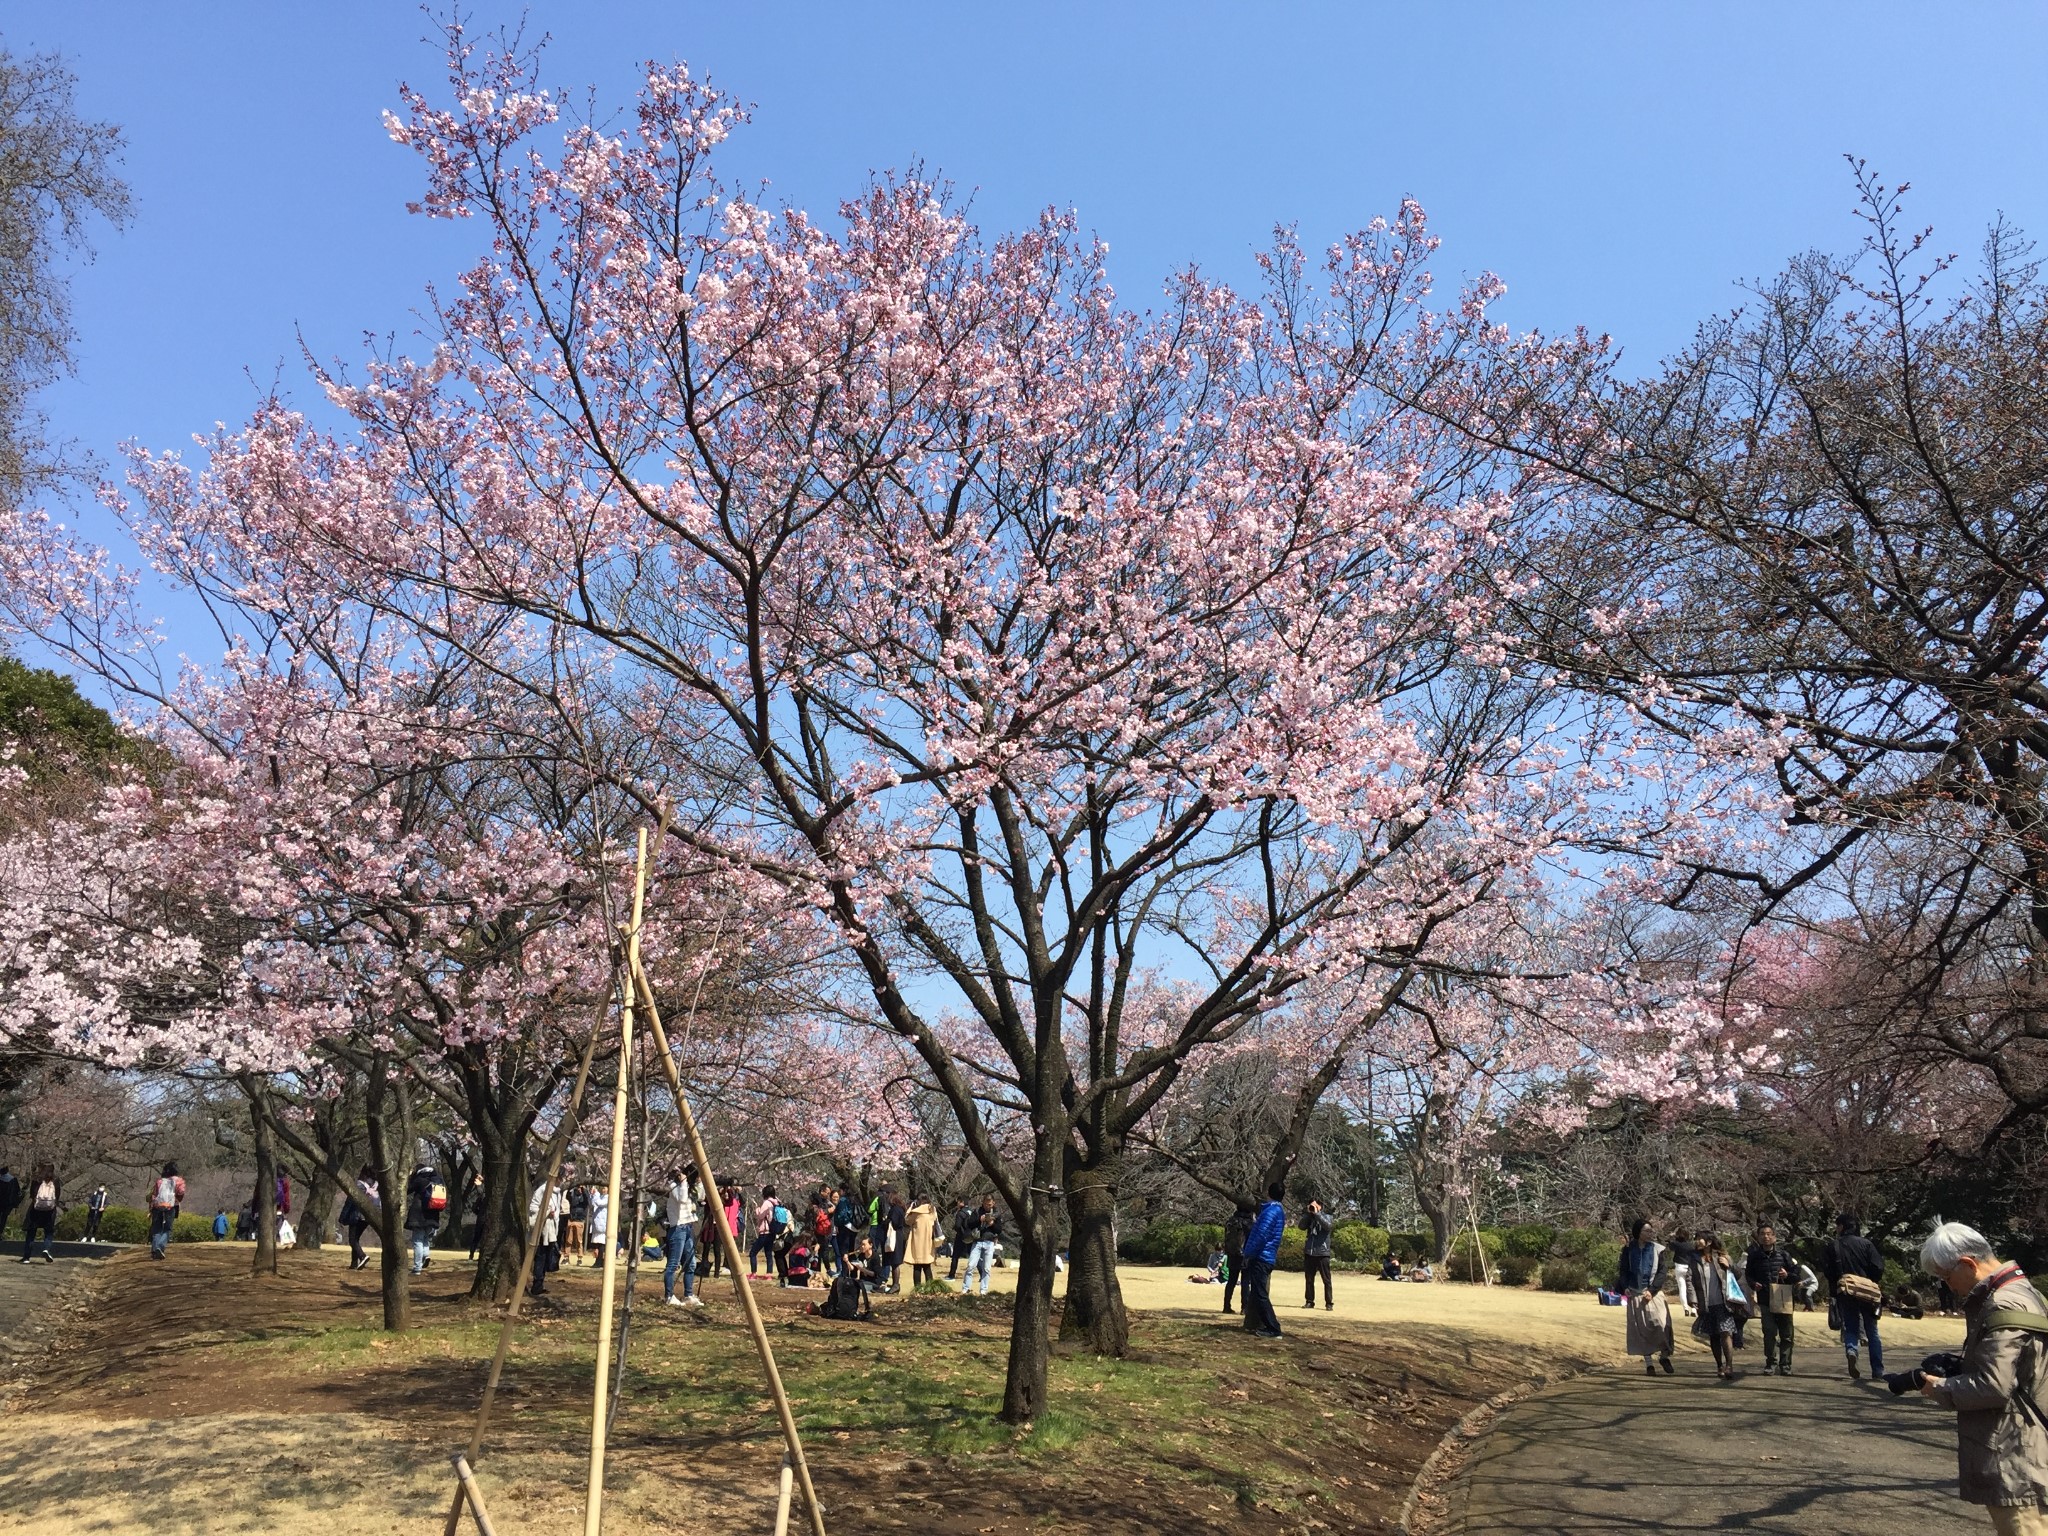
[1761,1309,1793,1366]
[347,1219,368,1267]
[1839,1300,1882,1373]
[912,1263,933,1288]
[83,1209,103,1241]
[1222,1254,1243,1311]
[1304,1255,1333,1307]
[20,1208,55,1260]
[1241,1257,1280,1336]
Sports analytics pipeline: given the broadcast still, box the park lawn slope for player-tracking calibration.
[1,1246,1582,1534]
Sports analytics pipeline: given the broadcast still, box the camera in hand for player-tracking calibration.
[1886,1351,1965,1395]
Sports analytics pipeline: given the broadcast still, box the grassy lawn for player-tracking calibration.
[4,1245,1962,1534]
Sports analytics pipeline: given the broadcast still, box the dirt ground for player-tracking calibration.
[7,1248,1949,1535]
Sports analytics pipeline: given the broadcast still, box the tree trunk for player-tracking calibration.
[247,1079,279,1277]
[469,1124,530,1302]
[1057,1142,1128,1356]
[364,1050,412,1332]
[1002,1215,1058,1424]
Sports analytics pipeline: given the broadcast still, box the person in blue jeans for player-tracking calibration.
[1240,1182,1286,1338]
[1823,1211,1886,1380]
[663,1168,702,1307]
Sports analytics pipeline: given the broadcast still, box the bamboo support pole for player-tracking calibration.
[451,1455,500,1536]
[583,828,651,1536]
[772,1456,794,1536]
[440,994,612,1536]
[629,946,828,1536]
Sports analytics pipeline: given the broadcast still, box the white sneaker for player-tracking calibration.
[666,1295,685,1307]
[685,1295,705,1308]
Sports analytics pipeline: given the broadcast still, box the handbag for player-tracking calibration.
[1724,1270,1752,1319]
[1826,1298,1841,1331]
[1767,1282,1795,1315]
[1836,1272,1883,1306]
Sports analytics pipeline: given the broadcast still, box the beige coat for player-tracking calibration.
[1930,1269,2048,1507]
[903,1200,939,1266]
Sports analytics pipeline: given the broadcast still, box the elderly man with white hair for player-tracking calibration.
[1916,1221,2048,1534]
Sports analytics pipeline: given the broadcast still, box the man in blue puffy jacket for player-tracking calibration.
[1241,1182,1287,1339]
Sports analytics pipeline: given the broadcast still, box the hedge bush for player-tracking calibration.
[1388,1231,1431,1262]
[1502,1223,1557,1260]
[1331,1222,1390,1270]
[1540,1258,1590,1292]
[171,1213,211,1243]
[1497,1252,1539,1287]
[1547,1229,1622,1288]
[1446,1229,1506,1282]
[1121,1221,1225,1267]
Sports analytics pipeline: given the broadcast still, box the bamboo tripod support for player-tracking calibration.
[581,831,650,1536]
[626,944,828,1529]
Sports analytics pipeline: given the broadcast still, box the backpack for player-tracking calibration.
[820,1270,866,1320]
[772,1203,791,1233]
[153,1176,179,1209]
[428,1182,449,1213]
[31,1180,56,1212]
[813,1207,832,1239]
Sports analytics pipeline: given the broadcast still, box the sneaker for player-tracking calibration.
[666,1295,685,1307]
[1253,1329,1284,1340]
[1222,1305,1234,1314]
[1778,1364,1793,1376]
[1660,1356,1673,1375]
[1324,1304,1334,1311]
[1303,1301,1315,1309]
[685,1295,705,1308]
[42,1253,53,1264]
[1645,1360,1656,1376]
[1846,1359,1860,1379]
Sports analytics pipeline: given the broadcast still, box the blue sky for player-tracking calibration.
[11,1,2048,662]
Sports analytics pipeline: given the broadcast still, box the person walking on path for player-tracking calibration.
[564,1182,588,1263]
[1687,1233,1745,1380]
[1745,1223,1798,1375]
[947,1197,974,1281]
[83,1184,107,1242]
[527,1180,564,1297]
[341,1167,375,1270]
[1823,1211,1888,1381]
[403,1162,442,1275]
[586,1185,610,1265]
[1619,1219,1673,1375]
[662,1167,703,1308]
[18,1161,59,1263]
[145,1162,184,1259]
[1240,1183,1286,1339]
[1301,1198,1335,1311]
[958,1195,1004,1297]
[904,1192,938,1289]
[1915,1221,2048,1534]
[1670,1227,1701,1317]
[1222,1201,1253,1315]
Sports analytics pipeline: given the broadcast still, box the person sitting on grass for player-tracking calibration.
[1379,1253,1403,1281]
[784,1236,813,1288]
[1410,1259,1435,1282]
[1192,1249,1225,1284]
[817,1237,876,1320]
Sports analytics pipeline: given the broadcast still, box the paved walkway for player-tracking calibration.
[0,1255,80,1375]
[1457,1355,1980,1533]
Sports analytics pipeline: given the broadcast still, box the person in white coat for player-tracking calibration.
[528,1181,566,1296]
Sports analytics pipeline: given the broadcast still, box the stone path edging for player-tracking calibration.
[1394,1362,1601,1536]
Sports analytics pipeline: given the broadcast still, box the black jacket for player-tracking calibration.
[970,1208,1005,1246]
[1823,1232,1885,1286]
[404,1167,440,1233]
[1223,1210,1252,1260]
[1744,1241,1793,1295]
[1301,1210,1334,1259]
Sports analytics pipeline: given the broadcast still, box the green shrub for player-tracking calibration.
[1122,1221,1225,1268]
[1540,1258,1590,1292]
[1547,1229,1622,1288]
[171,1213,211,1243]
[1446,1229,1506,1282]
[1389,1231,1431,1262]
[58,1205,149,1244]
[1502,1223,1557,1260]
[1498,1253,1539,1287]
[53,1205,88,1240]
[1330,1222,1390,1270]
[1276,1226,1306,1272]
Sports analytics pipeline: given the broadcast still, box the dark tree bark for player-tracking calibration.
[241,1074,279,1277]
[1057,1141,1128,1356]
[361,1048,414,1331]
